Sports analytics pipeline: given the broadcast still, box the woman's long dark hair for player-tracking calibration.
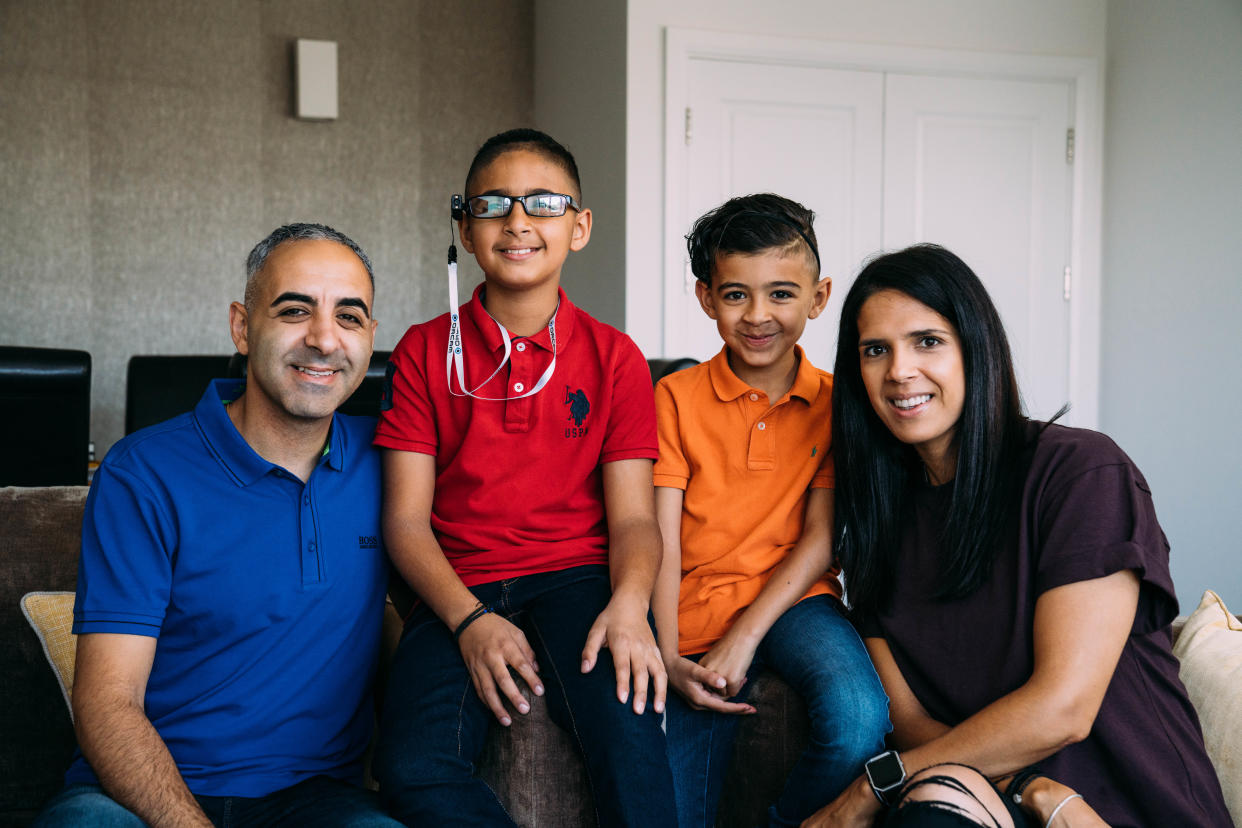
[833,244,1027,614]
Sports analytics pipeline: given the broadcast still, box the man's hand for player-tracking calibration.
[666,655,756,714]
[801,775,882,828]
[581,592,667,715]
[457,613,544,726]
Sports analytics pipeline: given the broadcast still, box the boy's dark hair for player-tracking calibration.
[464,128,582,201]
[686,193,821,285]
[831,243,1033,615]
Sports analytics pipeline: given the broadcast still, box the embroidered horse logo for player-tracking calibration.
[564,386,590,426]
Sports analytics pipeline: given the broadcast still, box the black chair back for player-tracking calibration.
[125,355,234,434]
[648,357,700,385]
[0,346,91,486]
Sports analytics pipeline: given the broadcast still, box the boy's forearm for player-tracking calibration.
[726,487,834,643]
[607,514,662,608]
[386,519,481,629]
[382,449,479,629]
[653,486,685,659]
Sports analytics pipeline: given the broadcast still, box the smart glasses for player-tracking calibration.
[462,193,581,219]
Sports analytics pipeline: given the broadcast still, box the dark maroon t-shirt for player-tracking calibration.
[859,422,1230,828]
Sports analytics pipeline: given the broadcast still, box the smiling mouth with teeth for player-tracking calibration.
[892,394,931,410]
[295,366,338,377]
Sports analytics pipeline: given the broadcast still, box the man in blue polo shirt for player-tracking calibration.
[35,224,400,828]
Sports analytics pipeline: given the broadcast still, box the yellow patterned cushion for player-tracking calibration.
[1172,589,1242,825]
[20,591,77,718]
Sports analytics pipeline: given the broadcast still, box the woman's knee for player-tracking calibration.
[892,764,1015,828]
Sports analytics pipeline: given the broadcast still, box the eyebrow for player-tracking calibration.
[475,188,559,197]
[857,328,952,348]
[271,291,371,318]
[715,280,803,292]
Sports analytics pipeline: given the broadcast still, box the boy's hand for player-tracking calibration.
[698,629,761,699]
[666,656,756,715]
[582,593,667,715]
[457,613,544,726]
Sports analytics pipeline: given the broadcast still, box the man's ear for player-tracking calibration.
[694,279,719,320]
[229,301,250,356]
[807,276,832,320]
[458,217,475,254]
[569,207,592,252]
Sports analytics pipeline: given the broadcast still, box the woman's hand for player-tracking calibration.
[801,776,882,828]
[1021,777,1109,827]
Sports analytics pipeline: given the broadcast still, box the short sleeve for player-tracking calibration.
[854,607,881,639]
[811,443,834,489]
[653,377,688,490]
[374,325,438,455]
[600,335,658,464]
[1035,459,1178,633]
[809,371,835,489]
[74,463,175,636]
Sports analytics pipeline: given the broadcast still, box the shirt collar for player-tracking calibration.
[196,378,343,487]
[463,284,576,355]
[707,345,822,405]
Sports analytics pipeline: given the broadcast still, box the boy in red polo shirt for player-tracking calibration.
[652,194,890,827]
[372,129,676,827]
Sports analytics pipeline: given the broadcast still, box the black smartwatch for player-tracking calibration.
[864,750,907,806]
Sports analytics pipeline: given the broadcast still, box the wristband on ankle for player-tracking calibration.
[453,602,493,642]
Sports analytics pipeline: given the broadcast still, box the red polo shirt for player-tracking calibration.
[375,285,658,586]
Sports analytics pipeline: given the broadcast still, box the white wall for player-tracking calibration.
[624,0,1107,355]
[1102,0,1242,611]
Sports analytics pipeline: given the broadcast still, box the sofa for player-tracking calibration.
[7,486,1240,828]
[2,485,814,827]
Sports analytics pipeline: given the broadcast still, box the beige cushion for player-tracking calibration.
[20,591,77,719]
[1172,589,1241,825]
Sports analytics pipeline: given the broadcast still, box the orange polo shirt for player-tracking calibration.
[654,346,842,656]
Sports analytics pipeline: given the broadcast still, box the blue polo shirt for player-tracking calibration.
[67,379,386,797]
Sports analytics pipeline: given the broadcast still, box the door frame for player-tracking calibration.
[655,27,1103,427]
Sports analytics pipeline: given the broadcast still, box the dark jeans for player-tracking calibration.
[33,776,400,828]
[665,595,891,828]
[374,564,677,828]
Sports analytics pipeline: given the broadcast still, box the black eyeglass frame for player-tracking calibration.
[458,193,583,219]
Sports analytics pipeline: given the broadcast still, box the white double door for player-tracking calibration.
[666,58,1075,421]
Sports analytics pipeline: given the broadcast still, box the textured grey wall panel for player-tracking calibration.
[1,0,533,456]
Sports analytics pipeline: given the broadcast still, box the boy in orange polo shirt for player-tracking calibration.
[653,194,890,828]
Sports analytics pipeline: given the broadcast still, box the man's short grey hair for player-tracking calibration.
[244,223,374,309]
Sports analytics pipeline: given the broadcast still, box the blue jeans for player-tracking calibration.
[374,564,677,828]
[665,595,891,828]
[33,776,401,827]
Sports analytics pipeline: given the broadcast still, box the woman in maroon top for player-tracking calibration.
[805,245,1230,828]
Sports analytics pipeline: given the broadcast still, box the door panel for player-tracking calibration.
[884,74,1073,420]
[674,59,1075,422]
[668,59,883,369]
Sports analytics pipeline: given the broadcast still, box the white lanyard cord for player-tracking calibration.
[445,244,557,401]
